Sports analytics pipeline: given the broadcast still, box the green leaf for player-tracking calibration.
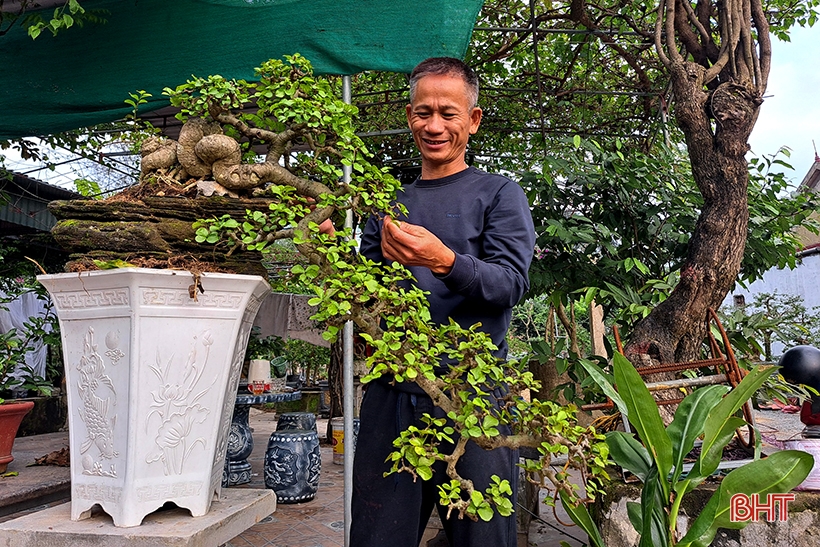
[558,491,606,547]
[477,505,494,522]
[639,466,669,547]
[680,450,813,547]
[667,384,729,482]
[578,358,627,419]
[692,366,773,480]
[626,501,642,532]
[483,415,499,429]
[417,466,433,481]
[606,431,653,482]
[470,490,484,506]
[611,352,673,483]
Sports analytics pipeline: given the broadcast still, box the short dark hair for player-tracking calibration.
[409,57,479,108]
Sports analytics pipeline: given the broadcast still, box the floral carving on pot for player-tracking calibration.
[104,329,126,364]
[266,445,298,487]
[145,331,216,475]
[306,444,321,489]
[76,327,119,478]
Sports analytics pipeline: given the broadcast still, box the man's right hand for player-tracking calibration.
[381,216,455,275]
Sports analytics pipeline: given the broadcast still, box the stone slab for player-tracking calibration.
[0,488,276,547]
[0,431,70,518]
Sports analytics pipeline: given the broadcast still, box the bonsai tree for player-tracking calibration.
[134,54,611,530]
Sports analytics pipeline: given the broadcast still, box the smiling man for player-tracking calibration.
[352,57,535,547]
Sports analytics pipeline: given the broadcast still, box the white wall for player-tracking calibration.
[722,251,820,357]
[724,252,820,311]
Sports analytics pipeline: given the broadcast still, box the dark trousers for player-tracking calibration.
[351,380,518,547]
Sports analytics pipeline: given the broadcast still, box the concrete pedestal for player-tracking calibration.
[0,489,275,547]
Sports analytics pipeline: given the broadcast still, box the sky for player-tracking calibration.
[748,24,820,184]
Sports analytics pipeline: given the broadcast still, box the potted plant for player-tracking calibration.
[0,275,62,473]
[37,267,270,527]
[242,329,289,392]
[578,353,813,547]
[0,328,36,473]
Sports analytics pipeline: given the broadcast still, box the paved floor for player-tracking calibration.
[0,406,806,547]
[226,411,345,547]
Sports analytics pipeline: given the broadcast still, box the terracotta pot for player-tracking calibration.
[0,400,35,473]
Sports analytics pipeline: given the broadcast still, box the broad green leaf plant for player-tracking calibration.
[157,55,610,531]
[583,353,813,547]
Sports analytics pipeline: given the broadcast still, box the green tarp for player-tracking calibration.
[0,0,484,140]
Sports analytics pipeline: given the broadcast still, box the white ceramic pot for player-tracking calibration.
[38,268,270,527]
[247,359,271,393]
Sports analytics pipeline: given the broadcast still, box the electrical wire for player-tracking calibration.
[515,500,587,545]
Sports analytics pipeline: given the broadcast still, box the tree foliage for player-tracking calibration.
[348,2,820,364]
[0,0,105,40]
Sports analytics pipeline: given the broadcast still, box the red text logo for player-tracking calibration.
[730,493,794,522]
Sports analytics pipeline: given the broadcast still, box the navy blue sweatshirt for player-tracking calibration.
[360,166,535,363]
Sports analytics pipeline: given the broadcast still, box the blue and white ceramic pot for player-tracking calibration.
[276,411,317,432]
[264,429,321,503]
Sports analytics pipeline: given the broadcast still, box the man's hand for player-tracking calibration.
[304,196,335,236]
[381,216,455,275]
[318,218,335,236]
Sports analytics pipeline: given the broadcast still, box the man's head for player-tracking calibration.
[409,57,479,108]
[406,57,482,179]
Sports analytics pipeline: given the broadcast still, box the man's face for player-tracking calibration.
[406,73,482,179]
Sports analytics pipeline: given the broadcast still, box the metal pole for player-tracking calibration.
[341,74,355,547]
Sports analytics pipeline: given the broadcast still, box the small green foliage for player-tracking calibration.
[25,0,85,39]
[91,259,136,270]
[177,55,608,526]
[0,251,62,403]
[124,90,152,122]
[243,326,285,362]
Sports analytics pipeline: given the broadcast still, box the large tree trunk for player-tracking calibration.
[624,61,759,364]
[622,0,771,364]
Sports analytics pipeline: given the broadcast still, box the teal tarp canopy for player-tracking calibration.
[0,0,484,140]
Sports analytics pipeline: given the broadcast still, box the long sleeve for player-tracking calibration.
[358,167,534,358]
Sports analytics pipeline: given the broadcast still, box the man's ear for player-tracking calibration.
[406,103,413,127]
[469,107,483,134]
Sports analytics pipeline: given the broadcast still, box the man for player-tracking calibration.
[352,57,535,547]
